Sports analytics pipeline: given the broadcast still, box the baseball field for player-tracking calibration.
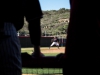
[21,47,65,56]
[21,47,65,75]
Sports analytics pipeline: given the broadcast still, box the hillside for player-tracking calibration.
[18,8,70,37]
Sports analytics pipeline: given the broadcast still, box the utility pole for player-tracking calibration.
[17,31,19,36]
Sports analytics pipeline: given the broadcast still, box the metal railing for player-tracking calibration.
[21,53,65,75]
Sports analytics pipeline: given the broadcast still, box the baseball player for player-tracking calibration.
[49,36,60,49]
[0,0,43,75]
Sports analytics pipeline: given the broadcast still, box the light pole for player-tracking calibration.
[45,30,46,37]
[44,26,48,37]
[61,36,63,47]
[17,31,19,36]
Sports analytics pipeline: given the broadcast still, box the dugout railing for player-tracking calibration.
[21,52,65,74]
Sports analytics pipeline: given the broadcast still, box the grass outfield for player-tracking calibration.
[21,47,65,74]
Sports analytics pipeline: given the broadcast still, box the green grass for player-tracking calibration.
[21,47,63,74]
[22,68,62,74]
[21,50,58,56]
[43,53,58,56]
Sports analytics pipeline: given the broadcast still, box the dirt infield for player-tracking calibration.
[41,48,65,53]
